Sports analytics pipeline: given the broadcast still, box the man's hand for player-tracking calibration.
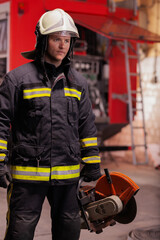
[0,165,12,188]
[80,163,101,182]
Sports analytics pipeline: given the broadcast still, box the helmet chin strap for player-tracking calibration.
[35,32,49,82]
[41,35,50,82]
[66,37,76,60]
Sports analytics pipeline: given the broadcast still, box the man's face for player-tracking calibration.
[45,33,71,67]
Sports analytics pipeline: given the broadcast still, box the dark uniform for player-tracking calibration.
[0,60,101,239]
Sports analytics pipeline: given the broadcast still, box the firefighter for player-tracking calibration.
[0,9,101,240]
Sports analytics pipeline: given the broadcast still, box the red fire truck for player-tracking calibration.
[1,0,160,157]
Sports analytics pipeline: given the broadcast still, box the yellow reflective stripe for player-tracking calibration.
[64,88,82,100]
[0,139,7,144]
[51,164,80,180]
[51,173,79,180]
[11,165,50,173]
[0,153,6,162]
[0,146,7,149]
[80,137,98,148]
[0,139,7,150]
[23,88,51,99]
[82,156,101,163]
[11,174,50,181]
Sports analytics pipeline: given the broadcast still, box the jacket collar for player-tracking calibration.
[35,57,71,82]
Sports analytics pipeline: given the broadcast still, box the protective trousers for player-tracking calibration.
[4,182,81,240]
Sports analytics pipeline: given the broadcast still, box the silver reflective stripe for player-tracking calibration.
[52,169,79,175]
[12,170,50,177]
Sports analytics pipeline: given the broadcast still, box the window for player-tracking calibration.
[0,2,10,81]
[0,19,7,54]
[0,19,7,81]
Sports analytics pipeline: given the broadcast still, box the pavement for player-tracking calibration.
[0,156,160,240]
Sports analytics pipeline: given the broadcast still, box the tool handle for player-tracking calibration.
[104,168,112,184]
[104,168,116,195]
[77,177,92,231]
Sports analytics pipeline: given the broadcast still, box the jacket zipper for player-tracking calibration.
[50,73,66,182]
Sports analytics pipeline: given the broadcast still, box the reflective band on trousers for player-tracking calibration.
[82,156,101,164]
[64,87,82,101]
[0,153,6,162]
[0,139,7,150]
[23,88,51,99]
[11,164,80,181]
[80,137,98,148]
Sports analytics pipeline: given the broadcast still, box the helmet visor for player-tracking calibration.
[49,30,79,38]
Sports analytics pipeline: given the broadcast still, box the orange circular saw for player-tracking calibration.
[78,168,140,234]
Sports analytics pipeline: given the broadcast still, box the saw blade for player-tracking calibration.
[114,196,137,224]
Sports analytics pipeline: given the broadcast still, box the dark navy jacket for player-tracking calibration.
[0,61,100,184]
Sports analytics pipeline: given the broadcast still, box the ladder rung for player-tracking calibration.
[131,90,142,94]
[132,108,143,111]
[134,144,147,148]
[133,126,144,129]
[130,72,139,76]
[128,55,138,59]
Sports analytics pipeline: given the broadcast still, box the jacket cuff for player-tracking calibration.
[81,155,101,164]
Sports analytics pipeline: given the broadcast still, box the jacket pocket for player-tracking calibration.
[27,98,43,117]
[23,98,44,134]
[67,98,79,126]
[12,144,44,166]
[68,142,81,162]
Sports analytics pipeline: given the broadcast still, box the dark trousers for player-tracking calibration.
[4,182,81,240]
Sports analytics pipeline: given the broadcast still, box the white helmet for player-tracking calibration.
[21,8,79,59]
[39,8,79,37]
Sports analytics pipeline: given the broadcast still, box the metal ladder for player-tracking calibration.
[124,40,148,165]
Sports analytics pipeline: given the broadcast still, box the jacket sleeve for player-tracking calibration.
[78,77,101,165]
[0,75,15,165]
